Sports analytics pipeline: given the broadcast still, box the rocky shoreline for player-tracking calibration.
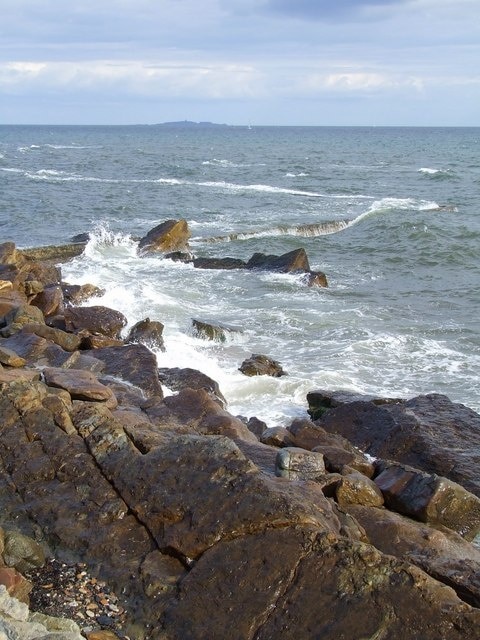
[0,224,479,639]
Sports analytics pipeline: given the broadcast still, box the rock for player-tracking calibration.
[335,471,384,507]
[275,447,325,480]
[246,247,310,273]
[192,256,247,270]
[287,418,375,477]
[0,346,26,368]
[62,282,105,305]
[239,353,286,377]
[0,242,25,268]
[23,280,44,296]
[0,369,41,384]
[374,460,480,540]
[30,285,64,317]
[158,367,226,407]
[2,530,45,573]
[64,305,127,339]
[43,367,118,409]
[21,323,82,352]
[306,270,328,287]
[0,280,13,292]
[140,551,186,599]
[245,416,267,439]
[80,334,125,349]
[260,426,294,447]
[314,393,480,497]
[125,317,165,352]
[0,304,45,337]
[191,318,240,343]
[164,251,194,263]
[138,219,191,253]
[307,388,399,420]
[0,567,32,603]
[162,529,480,640]
[346,504,480,608]
[88,344,163,400]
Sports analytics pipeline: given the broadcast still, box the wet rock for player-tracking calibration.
[2,530,45,573]
[162,528,480,640]
[164,250,194,263]
[246,247,310,273]
[335,471,384,507]
[347,504,480,608]
[62,282,105,305]
[158,367,226,407]
[306,270,328,287]
[88,344,163,400]
[64,306,127,340]
[138,219,191,254]
[191,318,240,343]
[314,393,480,497]
[192,256,246,270]
[125,317,165,351]
[275,447,325,481]
[287,418,375,477]
[0,332,50,365]
[239,353,286,377]
[43,367,118,409]
[260,426,294,447]
[374,460,480,540]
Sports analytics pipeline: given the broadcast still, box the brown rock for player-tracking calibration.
[288,418,375,477]
[374,460,480,540]
[0,566,32,603]
[0,369,41,384]
[21,323,82,352]
[246,247,310,273]
[43,367,118,409]
[191,318,240,342]
[306,270,328,287]
[0,346,26,368]
[30,285,64,317]
[192,256,246,270]
[88,344,163,400]
[158,367,226,407]
[138,219,191,253]
[62,282,105,304]
[126,317,165,351]
[3,529,45,572]
[64,305,127,339]
[347,504,480,608]
[0,303,45,337]
[275,447,325,481]
[260,426,294,447]
[239,353,286,377]
[314,393,480,497]
[335,471,384,507]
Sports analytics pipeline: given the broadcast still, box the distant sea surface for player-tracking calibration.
[1,124,479,424]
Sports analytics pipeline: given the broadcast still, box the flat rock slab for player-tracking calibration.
[43,368,117,408]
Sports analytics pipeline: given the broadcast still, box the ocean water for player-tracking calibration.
[1,124,479,426]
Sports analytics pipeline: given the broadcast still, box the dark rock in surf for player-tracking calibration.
[138,219,191,254]
[62,282,105,305]
[165,251,194,263]
[158,367,226,407]
[246,248,310,273]
[239,353,287,378]
[306,270,328,288]
[64,305,127,340]
[310,392,480,497]
[192,318,241,343]
[193,256,247,270]
[126,317,165,352]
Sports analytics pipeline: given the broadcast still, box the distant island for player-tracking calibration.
[155,120,230,127]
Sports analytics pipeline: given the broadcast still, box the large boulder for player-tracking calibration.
[311,392,480,497]
[43,367,118,409]
[138,219,190,254]
[126,317,165,352]
[158,367,226,407]
[64,305,127,340]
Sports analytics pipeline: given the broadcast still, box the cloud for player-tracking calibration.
[262,0,405,21]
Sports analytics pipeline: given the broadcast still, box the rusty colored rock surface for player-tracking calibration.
[64,305,127,339]
[138,219,191,254]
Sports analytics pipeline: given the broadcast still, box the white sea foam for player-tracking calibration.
[285,172,309,177]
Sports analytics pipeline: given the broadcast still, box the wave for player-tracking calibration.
[418,167,456,179]
[285,172,309,177]
[197,197,449,244]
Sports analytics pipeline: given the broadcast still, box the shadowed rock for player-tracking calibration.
[246,248,310,272]
[158,367,226,407]
[239,353,286,377]
[126,317,165,352]
[64,305,127,340]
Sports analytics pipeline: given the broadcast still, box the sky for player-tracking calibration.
[1,0,479,126]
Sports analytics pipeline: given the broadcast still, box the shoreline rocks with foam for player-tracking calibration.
[0,232,479,639]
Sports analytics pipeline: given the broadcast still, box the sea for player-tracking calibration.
[1,124,479,427]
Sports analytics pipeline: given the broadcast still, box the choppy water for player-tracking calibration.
[1,124,479,424]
